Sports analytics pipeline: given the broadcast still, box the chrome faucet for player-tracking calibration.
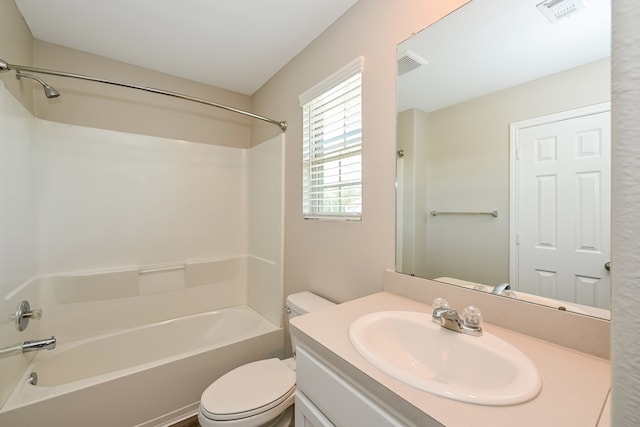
[432,304,483,336]
[0,336,56,358]
[492,282,511,295]
[22,336,57,352]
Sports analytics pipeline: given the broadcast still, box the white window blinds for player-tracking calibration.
[300,57,363,221]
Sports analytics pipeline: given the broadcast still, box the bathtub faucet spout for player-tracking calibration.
[0,336,56,358]
[22,336,56,353]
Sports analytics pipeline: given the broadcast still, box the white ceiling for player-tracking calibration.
[398,0,611,113]
[15,0,359,95]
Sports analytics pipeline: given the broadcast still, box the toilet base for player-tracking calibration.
[197,396,294,427]
[266,405,294,427]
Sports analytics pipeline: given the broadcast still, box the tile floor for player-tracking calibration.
[169,415,200,427]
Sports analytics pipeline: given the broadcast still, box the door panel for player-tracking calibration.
[516,110,610,309]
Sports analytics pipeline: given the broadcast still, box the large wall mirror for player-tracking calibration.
[396,0,611,319]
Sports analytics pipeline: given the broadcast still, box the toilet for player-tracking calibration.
[198,292,335,427]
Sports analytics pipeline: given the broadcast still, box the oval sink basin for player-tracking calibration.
[349,311,541,406]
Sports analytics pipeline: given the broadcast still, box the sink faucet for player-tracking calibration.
[432,305,483,336]
[492,282,511,295]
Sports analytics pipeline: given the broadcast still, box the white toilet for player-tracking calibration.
[198,292,335,427]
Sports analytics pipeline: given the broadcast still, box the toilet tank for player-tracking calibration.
[286,291,335,318]
[286,292,335,356]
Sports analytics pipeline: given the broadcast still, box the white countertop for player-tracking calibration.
[290,291,611,427]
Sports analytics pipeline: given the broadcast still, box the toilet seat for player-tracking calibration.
[200,358,296,422]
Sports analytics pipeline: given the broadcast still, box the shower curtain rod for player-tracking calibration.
[0,58,287,132]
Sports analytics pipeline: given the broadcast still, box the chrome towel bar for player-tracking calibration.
[430,210,499,218]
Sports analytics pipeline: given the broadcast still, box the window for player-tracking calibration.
[300,57,363,220]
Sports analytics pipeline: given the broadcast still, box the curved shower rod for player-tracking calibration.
[0,58,287,132]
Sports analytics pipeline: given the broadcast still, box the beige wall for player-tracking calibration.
[396,108,429,276]
[419,58,610,286]
[0,0,34,111]
[252,0,470,303]
[396,109,417,274]
[31,41,252,148]
[2,2,253,149]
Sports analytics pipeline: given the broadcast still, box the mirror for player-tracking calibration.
[396,0,611,319]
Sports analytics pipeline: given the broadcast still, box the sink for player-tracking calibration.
[348,310,542,406]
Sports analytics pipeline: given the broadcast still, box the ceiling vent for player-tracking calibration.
[397,50,427,76]
[536,0,586,23]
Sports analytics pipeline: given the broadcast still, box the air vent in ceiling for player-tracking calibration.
[536,0,586,23]
[397,50,427,76]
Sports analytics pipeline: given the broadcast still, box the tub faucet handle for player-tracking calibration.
[14,300,42,332]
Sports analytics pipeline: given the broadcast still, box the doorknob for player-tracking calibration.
[605,261,611,271]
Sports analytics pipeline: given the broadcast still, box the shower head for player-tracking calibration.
[16,70,60,98]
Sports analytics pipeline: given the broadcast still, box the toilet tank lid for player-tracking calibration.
[286,291,335,314]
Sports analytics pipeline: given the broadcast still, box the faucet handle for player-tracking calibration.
[432,297,449,309]
[462,306,483,328]
[431,298,451,324]
[14,300,42,332]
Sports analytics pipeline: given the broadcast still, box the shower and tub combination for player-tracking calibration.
[0,59,287,426]
[1,261,284,427]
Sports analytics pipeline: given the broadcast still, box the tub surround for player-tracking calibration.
[0,80,285,417]
[1,256,281,350]
[24,256,281,344]
[0,256,284,425]
[290,290,610,426]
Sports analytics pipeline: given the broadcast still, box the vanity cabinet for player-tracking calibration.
[295,392,334,427]
[290,291,611,427]
[295,346,406,427]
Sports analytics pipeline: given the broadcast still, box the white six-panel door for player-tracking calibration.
[510,104,611,309]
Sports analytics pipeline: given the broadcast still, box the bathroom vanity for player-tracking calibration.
[290,289,610,426]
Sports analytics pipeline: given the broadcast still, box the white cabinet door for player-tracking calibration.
[296,347,405,427]
[295,391,335,427]
[514,107,610,309]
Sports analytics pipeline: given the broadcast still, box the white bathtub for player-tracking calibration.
[0,305,283,427]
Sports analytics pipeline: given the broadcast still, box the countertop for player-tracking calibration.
[290,291,611,427]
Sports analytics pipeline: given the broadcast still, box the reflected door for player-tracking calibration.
[514,107,611,309]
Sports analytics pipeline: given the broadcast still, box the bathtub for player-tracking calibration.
[0,305,283,427]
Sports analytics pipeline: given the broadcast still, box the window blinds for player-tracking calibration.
[300,57,363,220]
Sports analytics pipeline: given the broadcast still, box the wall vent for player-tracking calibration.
[397,50,427,76]
[536,0,586,23]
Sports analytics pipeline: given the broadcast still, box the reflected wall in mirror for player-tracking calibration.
[395,0,611,319]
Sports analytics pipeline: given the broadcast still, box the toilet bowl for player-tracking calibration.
[198,292,335,427]
[198,358,296,427]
